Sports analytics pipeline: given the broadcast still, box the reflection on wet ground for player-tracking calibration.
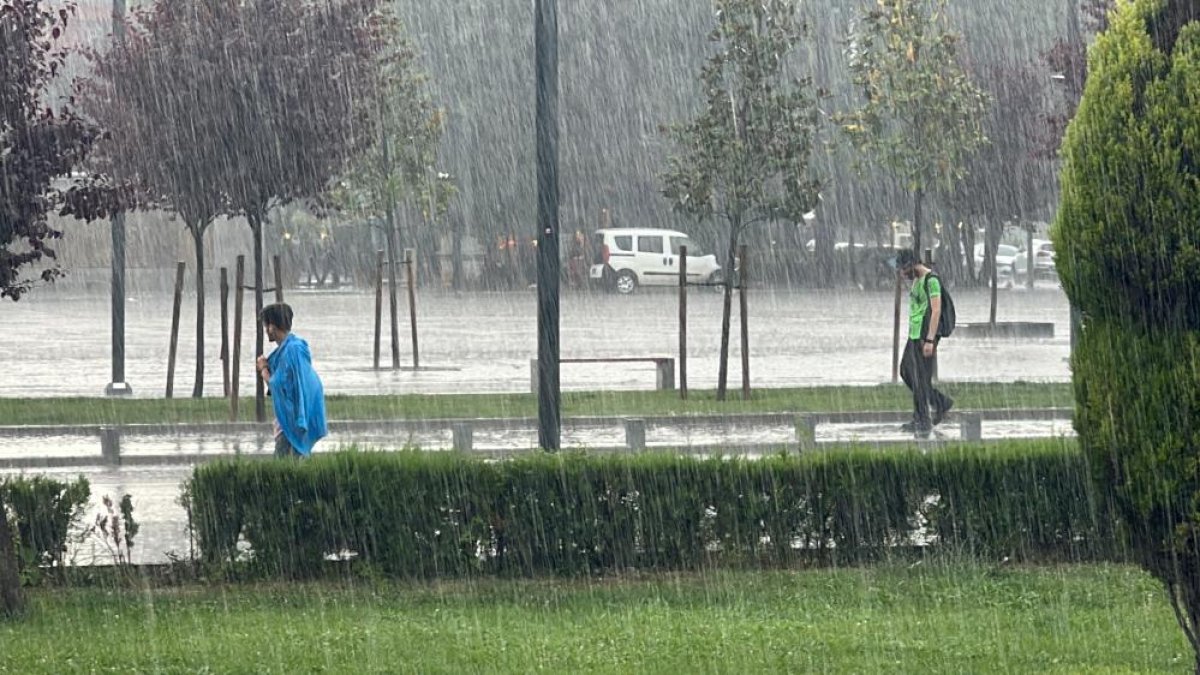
[4,286,1071,397]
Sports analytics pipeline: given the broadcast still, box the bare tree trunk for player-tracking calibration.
[716,216,740,401]
[1026,224,1035,289]
[190,226,206,398]
[990,256,999,327]
[912,188,925,255]
[848,230,859,288]
[1166,575,1200,675]
[963,225,977,282]
[249,211,266,423]
[982,219,1003,326]
[814,220,835,288]
[384,209,401,370]
[452,220,464,291]
[0,503,23,618]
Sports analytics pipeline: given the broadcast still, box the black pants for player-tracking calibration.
[900,339,950,429]
[274,435,304,459]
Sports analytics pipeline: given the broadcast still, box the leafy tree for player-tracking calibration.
[83,2,231,398]
[1,0,106,618]
[838,0,988,255]
[1054,1,1200,667]
[0,1,102,300]
[662,0,820,400]
[952,59,1055,323]
[197,0,387,419]
[332,25,455,304]
[1042,0,1116,156]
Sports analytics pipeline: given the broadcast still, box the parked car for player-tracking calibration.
[805,239,867,253]
[590,228,721,294]
[973,243,1018,287]
[1013,239,1057,282]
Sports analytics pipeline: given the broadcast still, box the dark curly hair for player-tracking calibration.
[260,303,293,332]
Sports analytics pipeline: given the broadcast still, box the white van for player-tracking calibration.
[590,228,721,294]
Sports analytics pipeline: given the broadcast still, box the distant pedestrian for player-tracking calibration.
[256,303,328,458]
[894,249,953,438]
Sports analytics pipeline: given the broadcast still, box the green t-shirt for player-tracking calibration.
[909,274,941,340]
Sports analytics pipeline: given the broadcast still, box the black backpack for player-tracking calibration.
[923,274,956,338]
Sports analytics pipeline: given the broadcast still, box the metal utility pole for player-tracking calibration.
[535,0,561,451]
[105,0,131,397]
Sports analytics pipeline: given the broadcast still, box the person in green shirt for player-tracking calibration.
[895,249,953,438]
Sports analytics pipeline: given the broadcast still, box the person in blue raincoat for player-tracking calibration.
[256,303,328,458]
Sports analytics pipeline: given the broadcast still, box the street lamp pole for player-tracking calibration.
[535,0,561,451]
[105,0,131,397]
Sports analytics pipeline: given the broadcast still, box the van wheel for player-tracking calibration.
[614,270,638,295]
[707,271,733,292]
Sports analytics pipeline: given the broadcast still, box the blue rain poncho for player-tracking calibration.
[266,334,328,455]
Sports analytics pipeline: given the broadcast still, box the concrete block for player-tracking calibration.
[452,422,474,452]
[959,413,982,442]
[99,427,121,465]
[624,418,646,451]
[655,359,676,390]
[955,322,1055,339]
[795,415,818,452]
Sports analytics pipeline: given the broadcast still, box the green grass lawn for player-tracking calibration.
[0,381,1073,426]
[0,564,1186,674]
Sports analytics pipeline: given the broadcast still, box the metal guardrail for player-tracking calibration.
[0,408,1075,470]
[0,408,1074,438]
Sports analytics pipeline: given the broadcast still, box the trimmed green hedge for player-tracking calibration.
[1,475,90,575]
[190,442,1122,579]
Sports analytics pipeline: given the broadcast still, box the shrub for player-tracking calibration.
[189,442,1120,580]
[0,475,90,576]
[1053,0,1200,665]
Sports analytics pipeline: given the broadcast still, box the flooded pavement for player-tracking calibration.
[1,285,1071,397]
[1,283,1075,564]
[0,417,1075,460]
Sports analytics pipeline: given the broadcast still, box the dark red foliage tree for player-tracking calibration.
[83,2,235,398]
[213,0,388,419]
[0,1,103,301]
[0,0,111,619]
[81,0,388,404]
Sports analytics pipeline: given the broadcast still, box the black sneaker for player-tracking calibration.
[900,421,917,433]
[913,427,933,440]
[933,398,955,426]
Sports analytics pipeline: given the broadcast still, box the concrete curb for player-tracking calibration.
[0,408,1074,438]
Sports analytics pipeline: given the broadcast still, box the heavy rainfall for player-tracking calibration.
[1,0,1198,672]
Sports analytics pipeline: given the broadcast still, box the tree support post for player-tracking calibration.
[231,256,245,422]
[891,270,903,384]
[220,267,230,397]
[678,245,688,400]
[166,262,186,398]
[374,250,384,370]
[273,254,284,303]
[739,244,750,400]
[405,248,419,370]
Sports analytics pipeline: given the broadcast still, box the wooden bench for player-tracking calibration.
[530,357,676,394]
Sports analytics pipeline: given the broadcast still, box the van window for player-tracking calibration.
[637,236,664,254]
[670,236,701,256]
[613,235,633,252]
